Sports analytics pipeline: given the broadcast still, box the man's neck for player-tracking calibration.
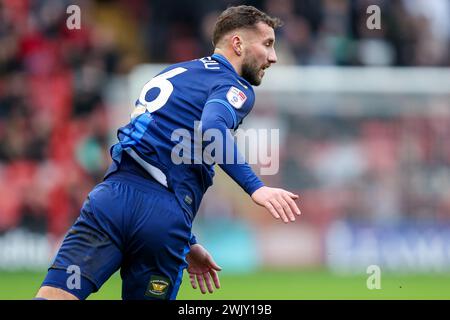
[213,48,241,76]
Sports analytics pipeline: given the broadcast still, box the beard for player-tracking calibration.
[241,56,263,86]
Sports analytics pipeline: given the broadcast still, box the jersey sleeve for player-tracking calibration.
[204,75,255,130]
[201,89,265,196]
[189,233,198,246]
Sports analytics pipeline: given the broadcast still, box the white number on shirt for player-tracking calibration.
[132,67,187,119]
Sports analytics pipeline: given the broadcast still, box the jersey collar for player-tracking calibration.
[211,53,252,89]
[211,53,238,75]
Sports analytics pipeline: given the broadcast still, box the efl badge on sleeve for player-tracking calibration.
[226,86,247,109]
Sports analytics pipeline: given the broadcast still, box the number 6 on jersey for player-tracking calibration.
[132,67,187,119]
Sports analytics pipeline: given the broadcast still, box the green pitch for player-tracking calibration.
[1,269,449,300]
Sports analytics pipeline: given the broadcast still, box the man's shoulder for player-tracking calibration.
[216,75,255,103]
[158,57,254,97]
[158,57,230,82]
[199,62,254,97]
[162,57,225,73]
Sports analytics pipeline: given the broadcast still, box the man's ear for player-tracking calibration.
[231,34,243,56]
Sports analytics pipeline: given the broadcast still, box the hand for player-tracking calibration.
[186,244,222,294]
[251,186,301,223]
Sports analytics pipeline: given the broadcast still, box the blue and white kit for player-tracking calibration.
[41,53,264,299]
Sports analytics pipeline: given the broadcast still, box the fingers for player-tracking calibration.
[266,190,301,223]
[193,272,218,294]
[196,274,207,294]
[283,192,301,216]
[203,272,214,293]
[209,269,221,289]
[269,198,289,223]
[278,196,295,222]
[265,201,280,220]
[189,273,197,289]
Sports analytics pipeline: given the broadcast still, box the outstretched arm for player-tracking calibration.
[201,101,301,223]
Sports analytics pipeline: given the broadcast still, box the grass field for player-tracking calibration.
[1,269,449,300]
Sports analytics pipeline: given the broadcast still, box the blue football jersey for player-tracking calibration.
[106,53,258,218]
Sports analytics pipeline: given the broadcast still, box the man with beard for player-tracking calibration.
[35,5,301,300]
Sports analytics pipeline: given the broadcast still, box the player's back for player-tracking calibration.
[109,54,255,218]
[145,58,219,140]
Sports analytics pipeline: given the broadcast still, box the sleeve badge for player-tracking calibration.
[226,86,247,109]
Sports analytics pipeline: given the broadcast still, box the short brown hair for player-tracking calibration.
[212,5,283,47]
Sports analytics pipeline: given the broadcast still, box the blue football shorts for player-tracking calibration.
[41,154,193,300]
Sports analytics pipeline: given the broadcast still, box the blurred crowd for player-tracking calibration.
[142,0,450,66]
[0,0,117,235]
[279,112,450,227]
[0,0,450,237]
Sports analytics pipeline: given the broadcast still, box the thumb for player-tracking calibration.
[207,255,222,271]
[288,191,299,199]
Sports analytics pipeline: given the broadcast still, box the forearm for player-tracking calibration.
[200,104,264,195]
[218,150,265,196]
